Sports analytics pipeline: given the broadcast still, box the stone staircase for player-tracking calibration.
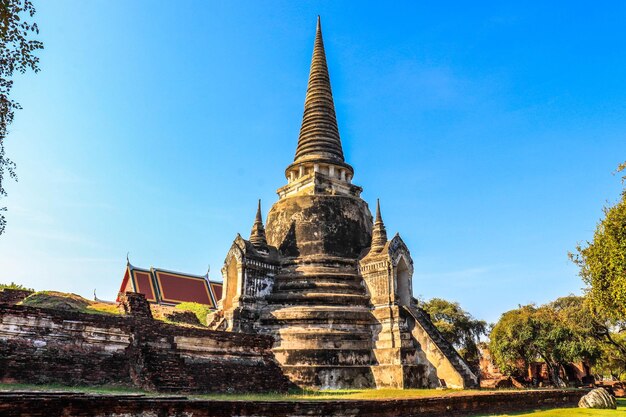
[206,310,226,331]
[259,260,379,389]
[403,304,478,388]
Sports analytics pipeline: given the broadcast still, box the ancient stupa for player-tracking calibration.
[208,17,478,390]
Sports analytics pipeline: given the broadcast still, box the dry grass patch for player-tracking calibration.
[19,291,120,315]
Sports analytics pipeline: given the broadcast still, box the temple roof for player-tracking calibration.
[117,262,222,307]
[293,17,347,167]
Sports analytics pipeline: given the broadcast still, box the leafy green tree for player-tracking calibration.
[594,334,626,380]
[0,0,43,235]
[420,297,488,370]
[489,305,537,378]
[490,299,601,387]
[570,163,626,321]
[550,296,626,360]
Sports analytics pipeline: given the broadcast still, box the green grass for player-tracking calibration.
[2,382,622,417]
[487,398,626,416]
[174,302,214,326]
[0,383,146,395]
[19,291,121,316]
[0,383,488,400]
[190,388,481,401]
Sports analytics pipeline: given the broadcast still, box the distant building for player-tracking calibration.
[118,261,222,308]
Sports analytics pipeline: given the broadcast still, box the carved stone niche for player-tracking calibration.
[359,234,414,308]
[389,236,414,308]
[219,234,280,333]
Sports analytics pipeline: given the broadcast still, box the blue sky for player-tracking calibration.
[1,1,625,323]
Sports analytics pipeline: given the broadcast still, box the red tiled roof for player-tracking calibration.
[210,282,223,302]
[154,269,213,307]
[134,270,157,302]
[117,262,222,308]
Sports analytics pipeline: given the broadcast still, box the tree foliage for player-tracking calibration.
[420,297,488,369]
[0,281,33,291]
[490,296,606,386]
[570,163,626,321]
[0,0,43,235]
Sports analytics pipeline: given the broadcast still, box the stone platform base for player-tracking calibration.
[0,389,588,417]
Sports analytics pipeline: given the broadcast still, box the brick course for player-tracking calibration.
[0,293,290,393]
[0,389,586,417]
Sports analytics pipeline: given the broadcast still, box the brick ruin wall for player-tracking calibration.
[0,289,34,306]
[0,389,586,417]
[0,292,291,393]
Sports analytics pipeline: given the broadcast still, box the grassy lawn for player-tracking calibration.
[3,382,624,417]
[0,383,147,395]
[487,398,626,416]
[0,383,475,400]
[191,388,477,401]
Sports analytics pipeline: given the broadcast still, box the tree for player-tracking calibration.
[551,295,626,380]
[420,297,488,371]
[0,281,33,291]
[489,305,537,378]
[0,0,43,235]
[490,298,602,387]
[594,334,626,380]
[570,163,626,321]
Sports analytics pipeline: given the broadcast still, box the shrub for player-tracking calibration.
[175,302,214,326]
[0,282,34,291]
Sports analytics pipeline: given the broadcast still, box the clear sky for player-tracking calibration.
[1,1,625,323]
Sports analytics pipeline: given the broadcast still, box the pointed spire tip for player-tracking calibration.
[290,14,348,167]
[255,199,262,222]
[375,199,382,223]
[250,199,268,248]
[371,198,387,252]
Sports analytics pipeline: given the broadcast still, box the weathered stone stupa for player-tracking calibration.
[209,17,478,390]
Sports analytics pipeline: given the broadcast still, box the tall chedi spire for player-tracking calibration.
[295,16,344,164]
[284,17,354,184]
[249,199,267,248]
[370,199,388,252]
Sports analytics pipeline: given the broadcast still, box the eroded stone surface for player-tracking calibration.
[578,388,617,409]
[213,18,479,390]
[0,390,586,417]
[0,294,291,393]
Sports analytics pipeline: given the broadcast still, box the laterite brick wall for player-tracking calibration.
[0,292,291,393]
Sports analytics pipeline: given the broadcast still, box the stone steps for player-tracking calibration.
[271,327,374,349]
[273,278,364,292]
[261,306,375,325]
[266,291,370,306]
[277,269,359,278]
[271,282,366,296]
[273,348,376,366]
[404,305,478,388]
[277,327,372,338]
[279,365,376,389]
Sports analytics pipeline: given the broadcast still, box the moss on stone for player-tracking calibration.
[175,302,214,326]
[19,291,120,315]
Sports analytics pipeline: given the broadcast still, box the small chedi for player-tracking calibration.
[207,17,478,390]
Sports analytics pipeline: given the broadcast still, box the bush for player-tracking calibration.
[175,302,214,326]
[0,282,34,292]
